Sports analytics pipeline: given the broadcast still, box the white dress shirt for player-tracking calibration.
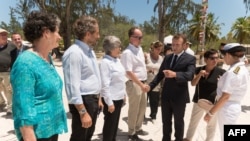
[99,55,127,106]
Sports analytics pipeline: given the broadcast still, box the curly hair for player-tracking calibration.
[23,11,61,43]
[73,16,98,40]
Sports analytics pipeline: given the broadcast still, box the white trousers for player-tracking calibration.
[218,102,241,141]
[185,103,217,141]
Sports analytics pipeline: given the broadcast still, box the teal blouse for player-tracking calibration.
[10,51,68,140]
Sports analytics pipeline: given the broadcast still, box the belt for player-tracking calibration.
[128,80,146,83]
[83,94,99,99]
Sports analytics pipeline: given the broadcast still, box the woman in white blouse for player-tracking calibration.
[145,41,164,123]
[99,35,127,141]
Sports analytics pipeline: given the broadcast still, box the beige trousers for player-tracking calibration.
[126,80,147,135]
[0,72,12,110]
[185,103,217,141]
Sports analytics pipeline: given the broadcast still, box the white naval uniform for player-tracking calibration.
[216,61,250,141]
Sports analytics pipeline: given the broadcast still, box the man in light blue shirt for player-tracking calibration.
[62,16,102,141]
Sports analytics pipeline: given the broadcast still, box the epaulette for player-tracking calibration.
[233,66,240,74]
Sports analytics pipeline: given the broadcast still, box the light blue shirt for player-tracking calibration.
[99,55,127,106]
[62,39,101,104]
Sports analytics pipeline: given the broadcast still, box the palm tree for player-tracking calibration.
[231,17,250,43]
[187,11,221,52]
[205,13,220,43]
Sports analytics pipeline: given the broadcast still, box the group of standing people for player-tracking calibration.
[0,28,30,115]
[3,10,249,141]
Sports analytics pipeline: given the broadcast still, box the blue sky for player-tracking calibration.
[0,0,248,37]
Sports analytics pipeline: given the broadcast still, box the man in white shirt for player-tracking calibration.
[185,41,195,56]
[121,27,149,141]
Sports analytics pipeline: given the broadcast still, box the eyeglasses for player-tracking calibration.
[131,36,143,40]
[208,57,219,60]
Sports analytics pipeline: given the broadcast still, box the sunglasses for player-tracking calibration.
[131,36,143,40]
[208,57,219,60]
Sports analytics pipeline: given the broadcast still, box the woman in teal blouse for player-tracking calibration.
[10,11,67,141]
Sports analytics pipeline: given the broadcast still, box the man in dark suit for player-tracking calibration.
[148,33,196,141]
[10,32,31,67]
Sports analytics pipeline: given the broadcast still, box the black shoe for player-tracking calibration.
[6,111,12,116]
[136,129,148,136]
[128,134,143,141]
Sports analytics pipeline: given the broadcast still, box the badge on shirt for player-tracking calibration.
[233,66,240,74]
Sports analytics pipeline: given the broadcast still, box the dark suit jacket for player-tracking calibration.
[149,52,196,104]
[10,44,30,68]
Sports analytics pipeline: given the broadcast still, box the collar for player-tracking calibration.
[229,61,245,70]
[103,54,118,62]
[174,50,184,57]
[128,43,140,54]
[74,39,93,54]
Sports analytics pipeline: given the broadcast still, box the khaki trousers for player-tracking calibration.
[126,80,147,135]
[185,103,217,141]
[0,72,12,110]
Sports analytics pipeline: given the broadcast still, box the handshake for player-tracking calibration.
[141,84,150,93]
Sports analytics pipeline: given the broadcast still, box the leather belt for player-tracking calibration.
[128,80,146,83]
[83,94,99,99]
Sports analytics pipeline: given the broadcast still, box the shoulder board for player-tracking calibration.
[233,66,240,74]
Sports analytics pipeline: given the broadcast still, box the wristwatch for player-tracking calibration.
[79,108,87,115]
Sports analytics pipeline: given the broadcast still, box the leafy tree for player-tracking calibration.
[187,11,221,52]
[0,8,23,38]
[244,0,250,12]
[150,0,199,42]
[231,17,250,43]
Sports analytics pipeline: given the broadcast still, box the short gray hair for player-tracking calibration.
[102,36,121,55]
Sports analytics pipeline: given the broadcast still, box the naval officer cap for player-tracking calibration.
[221,43,246,54]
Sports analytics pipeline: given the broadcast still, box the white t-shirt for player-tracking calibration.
[185,47,195,56]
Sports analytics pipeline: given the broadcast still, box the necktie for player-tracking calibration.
[171,55,178,68]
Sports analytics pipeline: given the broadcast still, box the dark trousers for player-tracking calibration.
[148,91,160,119]
[21,134,58,141]
[69,95,99,141]
[161,99,186,141]
[102,98,124,141]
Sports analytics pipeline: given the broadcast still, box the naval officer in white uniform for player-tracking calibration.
[203,43,250,141]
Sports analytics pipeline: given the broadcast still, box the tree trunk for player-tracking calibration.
[64,0,73,51]
[158,0,165,42]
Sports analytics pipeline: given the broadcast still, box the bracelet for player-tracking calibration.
[207,111,214,117]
